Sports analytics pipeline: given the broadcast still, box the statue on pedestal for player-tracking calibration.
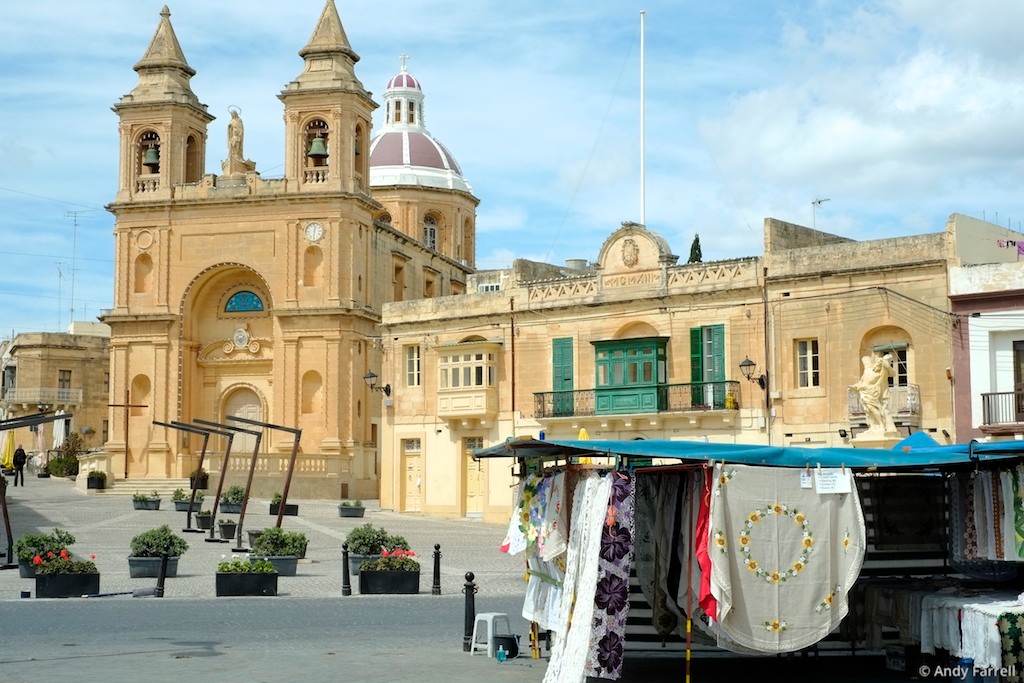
[850,352,898,438]
[221,107,256,175]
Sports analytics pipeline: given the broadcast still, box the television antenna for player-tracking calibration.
[811,198,830,230]
[65,210,92,325]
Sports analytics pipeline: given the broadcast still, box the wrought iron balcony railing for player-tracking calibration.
[981,391,1024,426]
[533,381,740,419]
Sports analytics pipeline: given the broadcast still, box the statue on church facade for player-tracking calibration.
[221,107,256,175]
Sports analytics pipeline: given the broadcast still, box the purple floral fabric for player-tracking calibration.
[586,475,635,679]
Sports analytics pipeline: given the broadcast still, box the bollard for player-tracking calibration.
[341,542,351,597]
[432,543,441,595]
[462,571,477,652]
[155,550,169,598]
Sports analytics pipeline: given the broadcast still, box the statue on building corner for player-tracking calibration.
[850,352,898,438]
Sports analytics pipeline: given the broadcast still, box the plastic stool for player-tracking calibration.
[470,612,511,657]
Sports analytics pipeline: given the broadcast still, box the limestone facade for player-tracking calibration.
[99,2,474,499]
[379,216,1021,523]
[0,325,111,457]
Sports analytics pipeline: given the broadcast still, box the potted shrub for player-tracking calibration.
[86,471,107,490]
[172,487,204,512]
[337,499,365,518]
[358,548,420,595]
[189,467,209,490]
[132,491,161,511]
[14,528,76,578]
[218,517,238,540]
[29,531,99,599]
[345,523,409,577]
[195,509,214,530]
[250,527,308,576]
[219,485,246,514]
[128,524,189,578]
[215,558,278,596]
[269,491,299,516]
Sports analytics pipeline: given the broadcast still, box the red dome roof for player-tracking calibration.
[386,71,420,90]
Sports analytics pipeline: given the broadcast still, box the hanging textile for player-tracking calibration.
[543,473,614,683]
[999,612,1024,683]
[522,553,565,632]
[632,473,658,620]
[539,471,567,561]
[652,474,682,639]
[708,463,866,653]
[585,474,635,679]
[500,477,528,555]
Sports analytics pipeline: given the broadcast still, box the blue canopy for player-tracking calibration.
[474,436,1024,470]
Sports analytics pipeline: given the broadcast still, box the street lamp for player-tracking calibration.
[738,357,767,390]
[362,371,391,397]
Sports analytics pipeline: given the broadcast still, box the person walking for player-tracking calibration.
[12,444,26,486]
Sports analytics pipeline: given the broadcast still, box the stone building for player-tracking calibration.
[0,323,111,459]
[378,216,1021,523]
[97,2,476,499]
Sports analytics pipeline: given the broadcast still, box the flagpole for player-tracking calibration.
[639,10,646,226]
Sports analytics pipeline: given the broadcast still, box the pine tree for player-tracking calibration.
[688,234,703,263]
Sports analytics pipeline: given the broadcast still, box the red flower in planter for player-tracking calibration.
[59,549,69,560]
[33,555,42,565]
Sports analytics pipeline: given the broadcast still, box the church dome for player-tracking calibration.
[369,60,472,193]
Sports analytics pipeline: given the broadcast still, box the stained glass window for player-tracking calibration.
[225,291,264,312]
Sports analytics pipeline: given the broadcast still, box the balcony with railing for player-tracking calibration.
[846,384,920,425]
[1,386,84,408]
[980,391,1024,434]
[534,381,741,420]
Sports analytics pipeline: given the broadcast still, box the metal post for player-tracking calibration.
[341,542,351,597]
[155,551,169,598]
[462,571,477,652]
[431,543,441,595]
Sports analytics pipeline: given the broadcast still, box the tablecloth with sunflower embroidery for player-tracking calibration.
[708,463,866,653]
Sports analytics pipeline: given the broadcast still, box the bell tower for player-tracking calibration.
[112,5,212,202]
[278,0,376,195]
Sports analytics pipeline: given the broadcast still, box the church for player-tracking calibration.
[99,1,477,500]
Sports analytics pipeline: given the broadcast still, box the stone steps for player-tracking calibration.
[98,478,192,497]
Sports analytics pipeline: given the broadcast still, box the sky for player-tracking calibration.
[2,1,1024,336]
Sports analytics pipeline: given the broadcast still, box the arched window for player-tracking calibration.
[225,291,264,312]
[301,371,322,414]
[423,215,438,251]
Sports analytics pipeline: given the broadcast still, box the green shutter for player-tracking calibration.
[552,337,574,417]
[689,327,703,382]
[552,338,573,391]
[710,324,725,381]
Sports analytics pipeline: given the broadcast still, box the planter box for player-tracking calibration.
[219,502,242,514]
[86,477,105,490]
[337,506,365,518]
[215,572,278,597]
[190,476,208,490]
[250,554,298,576]
[18,559,36,578]
[247,529,264,546]
[36,472,51,478]
[269,503,299,516]
[133,499,161,511]
[218,523,237,540]
[128,556,180,578]
[35,572,100,598]
[174,500,200,512]
[195,515,214,530]
[358,569,420,595]
[347,553,381,577]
